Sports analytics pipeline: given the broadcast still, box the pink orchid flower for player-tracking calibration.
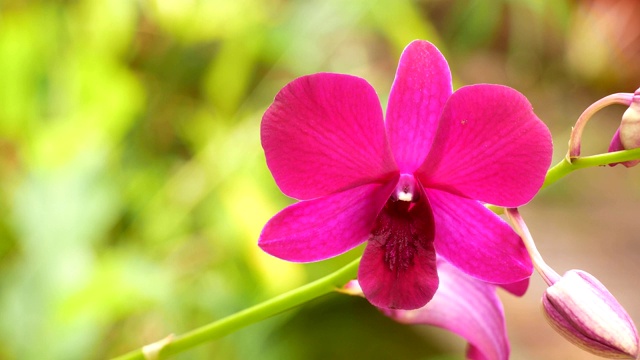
[259,40,552,310]
[345,258,526,360]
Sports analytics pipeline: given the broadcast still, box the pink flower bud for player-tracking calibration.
[620,89,640,150]
[609,88,640,167]
[542,270,639,359]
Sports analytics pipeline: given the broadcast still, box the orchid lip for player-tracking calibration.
[358,172,438,310]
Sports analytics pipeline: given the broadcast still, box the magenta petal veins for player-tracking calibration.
[259,39,552,310]
[261,73,397,200]
[428,189,533,284]
[386,40,452,172]
[259,182,395,262]
[358,179,438,310]
[418,84,553,207]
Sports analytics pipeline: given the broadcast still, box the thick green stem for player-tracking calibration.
[111,258,361,360]
[487,148,640,214]
[544,148,640,189]
[112,147,640,360]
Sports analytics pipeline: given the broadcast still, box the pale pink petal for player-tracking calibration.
[427,189,533,284]
[358,198,438,310]
[385,40,453,173]
[262,73,398,200]
[418,84,552,207]
[382,258,509,360]
[259,181,396,262]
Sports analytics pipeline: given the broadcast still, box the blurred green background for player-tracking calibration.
[1,0,640,359]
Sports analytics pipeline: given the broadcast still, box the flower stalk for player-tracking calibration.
[506,208,640,359]
[111,258,360,360]
[542,148,640,189]
[108,134,640,360]
[504,208,559,285]
[566,92,634,161]
[111,147,640,360]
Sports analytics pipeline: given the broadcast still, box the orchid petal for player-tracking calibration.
[427,189,533,284]
[385,40,453,173]
[498,278,530,297]
[259,182,395,262]
[382,258,509,360]
[610,128,625,153]
[261,73,398,200]
[358,198,438,310]
[418,84,552,207]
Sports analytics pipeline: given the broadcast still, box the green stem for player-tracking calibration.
[488,148,640,214]
[112,147,640,360]
[543,148,640,189]
[111,258,361,360]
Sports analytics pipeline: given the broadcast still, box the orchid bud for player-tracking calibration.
[609,88,640,167]
[542,270,639,359]
[620,88,640,150]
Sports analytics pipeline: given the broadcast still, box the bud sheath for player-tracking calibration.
[542,270,639,359]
